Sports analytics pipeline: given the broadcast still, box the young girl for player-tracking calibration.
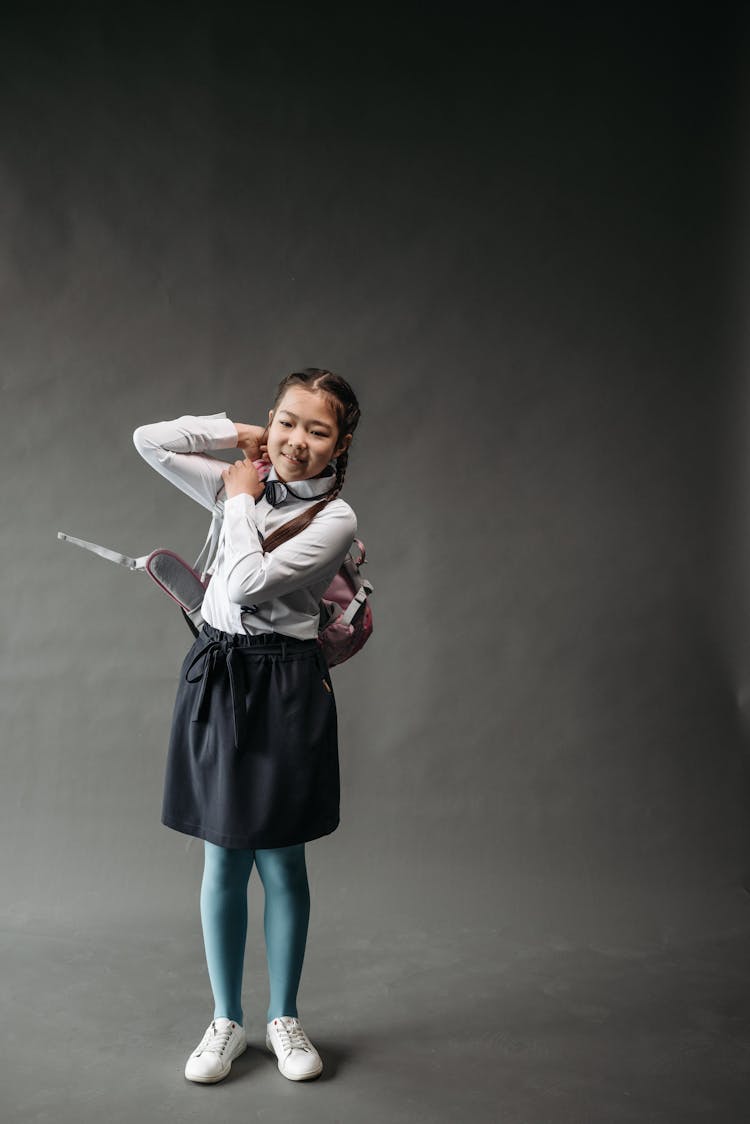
[132,367,360,1085]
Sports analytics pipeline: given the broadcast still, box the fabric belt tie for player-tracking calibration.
[184,638,250,751]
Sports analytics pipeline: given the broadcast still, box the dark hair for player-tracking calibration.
[260,367,361,553]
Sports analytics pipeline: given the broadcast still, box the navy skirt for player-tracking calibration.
[161,622,340,850]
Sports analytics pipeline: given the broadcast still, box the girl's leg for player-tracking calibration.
[199,840,256,1026]
[253,843,310,1022]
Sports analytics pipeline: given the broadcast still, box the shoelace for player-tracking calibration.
[273,1018,312,1053]
[199,1020,236,1056]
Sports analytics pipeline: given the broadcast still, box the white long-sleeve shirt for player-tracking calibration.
[132,411,358,639]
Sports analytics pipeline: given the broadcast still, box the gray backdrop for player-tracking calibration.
[3,6,750,1122]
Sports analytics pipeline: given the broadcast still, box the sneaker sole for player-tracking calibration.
[185,1038,247,1083]
[264,1033,323,1080]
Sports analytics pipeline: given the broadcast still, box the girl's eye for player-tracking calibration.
[279,420,328,438]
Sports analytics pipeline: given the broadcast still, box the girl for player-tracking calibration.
[132,367,360,1086]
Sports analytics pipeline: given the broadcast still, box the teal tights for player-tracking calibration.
[199,839,310,1026]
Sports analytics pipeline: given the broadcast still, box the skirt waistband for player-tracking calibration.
[191,623,323,749]
[200,621,319,654]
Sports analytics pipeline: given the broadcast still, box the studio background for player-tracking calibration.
[2,5,750,1122]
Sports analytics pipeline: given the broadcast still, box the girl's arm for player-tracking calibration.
[132,411,239,512]
[222,493,357,603]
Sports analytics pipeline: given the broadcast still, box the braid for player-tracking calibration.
[328,447,348,500]
[259,369,360,554]
[321,421,353,506]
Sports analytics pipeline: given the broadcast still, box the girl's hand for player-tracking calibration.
[221,456,265,501]
[232,422,271,463]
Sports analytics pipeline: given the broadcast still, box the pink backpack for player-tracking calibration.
[313,536,373,666]
[57,459,374,668]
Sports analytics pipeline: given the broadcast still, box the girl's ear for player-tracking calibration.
[334,433,352,458]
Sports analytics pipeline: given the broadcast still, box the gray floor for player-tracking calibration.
[3,879,750,1124]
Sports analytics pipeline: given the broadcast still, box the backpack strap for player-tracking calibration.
[192,506,223,581]
[181,605,201,639]
[340,585,369,625]
[338,551,374,624]
[56,531,150,571]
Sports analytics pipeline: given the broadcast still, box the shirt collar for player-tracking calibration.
[265,460,338,500]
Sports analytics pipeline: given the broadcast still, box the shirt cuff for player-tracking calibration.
[223,492,258,513]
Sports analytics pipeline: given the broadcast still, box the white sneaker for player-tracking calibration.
[265,1015,323,1080]
[184,1016,247,1084]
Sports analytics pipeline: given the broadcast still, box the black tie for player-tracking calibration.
[263,476,334,507]
[263,479,291,507]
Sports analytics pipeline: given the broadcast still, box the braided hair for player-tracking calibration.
[259,368,361,553]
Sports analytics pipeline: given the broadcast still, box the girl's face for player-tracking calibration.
[266,386,350,483]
